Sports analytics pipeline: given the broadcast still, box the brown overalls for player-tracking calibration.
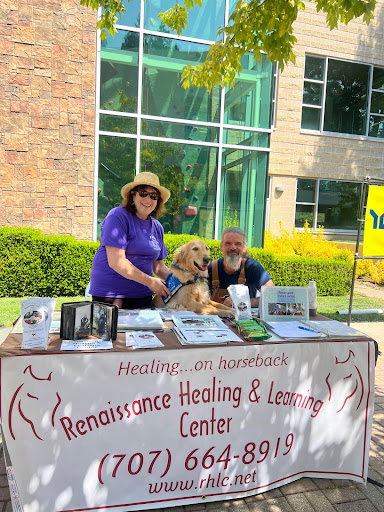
[211,259,246,304]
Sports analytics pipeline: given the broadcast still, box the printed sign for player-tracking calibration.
[1,342,375,512]
[363,185,384,256]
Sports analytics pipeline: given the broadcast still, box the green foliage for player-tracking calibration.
[223,207,240,230]
[0,228,351,297]
[80,0,126,40]
[82,0,376,91]
[0,227,98,297]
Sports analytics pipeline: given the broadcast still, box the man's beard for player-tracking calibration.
[225,252,241,271]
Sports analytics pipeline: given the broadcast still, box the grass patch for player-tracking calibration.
[318,293,384,323]
[0,297,84,327]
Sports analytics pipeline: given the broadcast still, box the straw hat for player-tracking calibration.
[121,172,171,203]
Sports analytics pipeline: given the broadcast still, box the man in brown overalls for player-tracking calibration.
[208,227,274,308]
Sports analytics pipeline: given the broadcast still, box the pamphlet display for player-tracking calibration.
[259,286,309,322]
[20,297,56,349]
[171,315,243,345]
[60,301,118,341]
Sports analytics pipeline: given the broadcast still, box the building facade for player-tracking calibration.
[269,1,384,240]
[1,0,383,244]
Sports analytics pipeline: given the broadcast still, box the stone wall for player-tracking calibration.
[268,1,384,236]
[0,0,97,240]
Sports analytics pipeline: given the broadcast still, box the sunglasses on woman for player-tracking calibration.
[137,190,159,201]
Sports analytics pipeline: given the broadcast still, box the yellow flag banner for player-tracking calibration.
[363,185,384,257]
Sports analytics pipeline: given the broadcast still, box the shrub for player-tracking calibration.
[0,227,352,297]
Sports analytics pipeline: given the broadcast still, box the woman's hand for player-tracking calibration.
[105,247,171,296]
[147,277,171,297]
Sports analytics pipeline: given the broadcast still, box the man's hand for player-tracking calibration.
[223,296,233,307]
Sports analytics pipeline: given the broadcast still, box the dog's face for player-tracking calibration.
[173,239,210,275]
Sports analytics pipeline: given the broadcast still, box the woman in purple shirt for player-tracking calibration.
[90,172,171,309]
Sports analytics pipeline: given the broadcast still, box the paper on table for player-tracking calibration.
[118,309,164,331]
[60,339,113,351]
[263,321,323,339]
[156,309,198,321]
[125,331,164,349]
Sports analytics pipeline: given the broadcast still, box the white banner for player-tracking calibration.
[1,341,375,512]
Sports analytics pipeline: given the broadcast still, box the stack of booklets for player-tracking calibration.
[117,309,164,331]
[171,315,243,345]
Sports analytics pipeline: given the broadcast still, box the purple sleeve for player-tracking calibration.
[100,209,130,250]
[155,221,167,261]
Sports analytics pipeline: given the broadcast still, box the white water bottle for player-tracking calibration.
[308,281,317,317]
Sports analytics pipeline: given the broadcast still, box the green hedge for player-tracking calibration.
[0,227,352,297]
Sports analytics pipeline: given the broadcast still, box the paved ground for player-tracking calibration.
[0,288,383,511]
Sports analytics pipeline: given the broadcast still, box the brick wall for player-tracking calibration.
[268,1,384,235]
[0,0,97,240]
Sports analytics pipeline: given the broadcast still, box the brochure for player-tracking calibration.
[259,286,309,322]
[156,309,198,322]
[60,339,114,351]
[21,297,56,349]
[117,309,164,331]
[125,331,164,349]
[60,301,118,341]
[172,314,227,330]
[262,320,323,339]
[161,274,183,303]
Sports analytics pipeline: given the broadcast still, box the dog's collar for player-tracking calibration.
[171,262,208,282]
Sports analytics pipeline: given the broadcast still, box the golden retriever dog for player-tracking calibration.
[154,239,234,317]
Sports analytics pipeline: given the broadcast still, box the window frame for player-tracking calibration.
[295,177,363,233]
[301,54,384,140]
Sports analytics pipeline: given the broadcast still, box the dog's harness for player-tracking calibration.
[161,263,208,304]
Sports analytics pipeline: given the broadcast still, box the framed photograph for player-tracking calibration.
[60,302,118,341]
[259,286,309,322]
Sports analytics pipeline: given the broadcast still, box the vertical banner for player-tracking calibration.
[363,185,384,256]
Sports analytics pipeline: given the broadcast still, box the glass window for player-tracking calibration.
[323,59,369,136]
[295,204,315,228]
[144,0,225,41]
[372,67,384,90]
[220,148,268,245]
[303,82,322,106]
[117,0,141,28]
[370,91,384,114]
[140,140,218,238]
[97,135,137,236]
[369,115,384,138]
[301,55,384,138]
[318,180,361,230]
[100,31,139,113]
[141,119,219,143]
[301,107,321,130]
[99,114,137,134]
[304,56,324,81]
[295,178,362,230]
[223,129,270,148]
[224,54,273,129]
[296,179,316,203]
[142,35,220,123]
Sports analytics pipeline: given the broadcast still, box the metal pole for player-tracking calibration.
[347,178,368,326]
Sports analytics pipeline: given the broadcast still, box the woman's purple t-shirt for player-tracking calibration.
[89,206,167,298]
